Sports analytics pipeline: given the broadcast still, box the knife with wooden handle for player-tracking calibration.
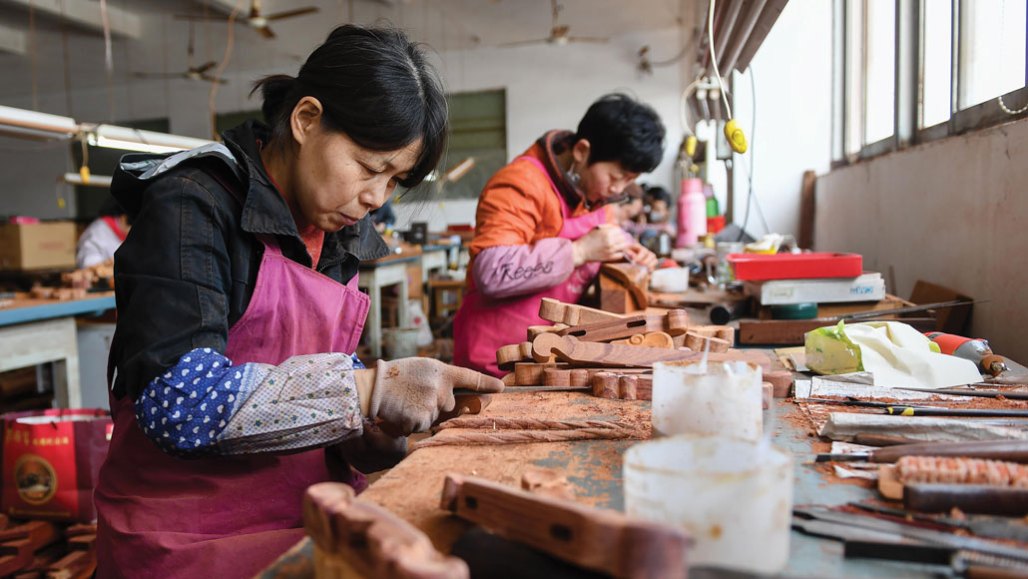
[440,474,690,579]
[816,439,1028,463]
[904,484,1028,516]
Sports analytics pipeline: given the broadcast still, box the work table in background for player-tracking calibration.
[0,292,115,409]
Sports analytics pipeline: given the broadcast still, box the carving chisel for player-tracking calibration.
[815,439,1028,463]
[892,387,1028,401]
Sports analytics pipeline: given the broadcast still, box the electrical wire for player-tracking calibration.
[207,1,242,140]
[707,0,733,119]
[679,77,703,134]
[737,66,769,240]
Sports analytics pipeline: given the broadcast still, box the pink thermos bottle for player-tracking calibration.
[676,177,707,247]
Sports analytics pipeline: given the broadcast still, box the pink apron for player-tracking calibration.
[94,235,371,579]
[453,156,608,377]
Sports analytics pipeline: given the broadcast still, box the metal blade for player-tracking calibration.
[194,61,217,74]
[454,386,591,396]
[794,507,1028,563]
[814,453,870,463]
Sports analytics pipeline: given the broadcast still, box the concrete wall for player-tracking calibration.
[730,0,833,237]
[815,117,1028,362]
[395,26,687,231]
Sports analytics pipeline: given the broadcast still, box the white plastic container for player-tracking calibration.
[623,435,793,574]
[652,360,763,440]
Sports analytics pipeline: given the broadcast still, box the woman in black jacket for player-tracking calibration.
[94,25,502,579]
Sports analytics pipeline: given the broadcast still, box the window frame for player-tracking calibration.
[832,0,1028,167]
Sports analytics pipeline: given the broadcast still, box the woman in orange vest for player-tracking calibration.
[453,94,665,376]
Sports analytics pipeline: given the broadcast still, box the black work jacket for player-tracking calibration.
[108,120,389,399]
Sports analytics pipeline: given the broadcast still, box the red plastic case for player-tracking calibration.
[727,252,863,281]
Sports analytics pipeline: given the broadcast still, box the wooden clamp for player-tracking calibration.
[496,342,536,370]
[305,482,469,579]
[440,474,690,579]
[532,333,694,367]
[560,310,689,343]
[538,298,624,326]
[611,332,675,349]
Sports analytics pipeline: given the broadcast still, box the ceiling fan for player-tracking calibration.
[132,23,227,84]
[177,0,320,39]
[133,61,227,85]
[499,0,609,48]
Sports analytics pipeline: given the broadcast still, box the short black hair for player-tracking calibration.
[644,185,672,206]
[576,93,665,174]
[252,25,447,189]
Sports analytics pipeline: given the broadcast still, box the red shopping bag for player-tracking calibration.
[1,408,112,522]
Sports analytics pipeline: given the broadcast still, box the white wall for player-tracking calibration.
[815,117,1028,363]
[393,27,687,231]
[729,0,833,238]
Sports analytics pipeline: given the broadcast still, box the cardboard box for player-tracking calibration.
[0,222,77,271]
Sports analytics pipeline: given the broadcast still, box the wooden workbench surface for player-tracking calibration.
[363,392,650,551]
[258,392,649,578]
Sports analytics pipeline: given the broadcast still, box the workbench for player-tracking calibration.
[259,392,943,578]
[420,244,451,283]
[358,253,418,359]
[0,293,116,408]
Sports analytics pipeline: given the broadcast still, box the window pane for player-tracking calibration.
[960,0,1027,109]
[864,0,896,144]
[921,1,952,127]
[844,0,864,155]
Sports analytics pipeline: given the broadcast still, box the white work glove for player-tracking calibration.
[356,358,504,435]
[571,225,631,266]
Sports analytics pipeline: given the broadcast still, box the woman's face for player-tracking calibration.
[571,139,640,207]
[290,98,421,232]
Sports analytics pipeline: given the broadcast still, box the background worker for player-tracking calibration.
[93,25,502,579]
[453,93,666,376]
[75,197,131,268]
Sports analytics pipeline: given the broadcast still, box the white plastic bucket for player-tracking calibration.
[623,435,793,573]
[652,360,763,440]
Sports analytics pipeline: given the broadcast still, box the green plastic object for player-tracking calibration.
[805,321,863,375]
[770,302,818,320]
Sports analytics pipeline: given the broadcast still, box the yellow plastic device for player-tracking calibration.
[724,119,747,154]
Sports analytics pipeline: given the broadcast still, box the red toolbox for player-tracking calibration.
[727,252,863,281]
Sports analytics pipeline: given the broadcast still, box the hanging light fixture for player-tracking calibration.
[82,123,212,154]
[0,105,78,141]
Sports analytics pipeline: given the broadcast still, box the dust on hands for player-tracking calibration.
[370,358,505,435]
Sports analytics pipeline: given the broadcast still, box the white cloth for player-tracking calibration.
[806,321,983,389]
[76,218,123,268]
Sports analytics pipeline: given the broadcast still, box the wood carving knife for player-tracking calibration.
[904,484,1028,517]
[852,501,1028,542]
[892,387,1028,401]
[815,439,1028,463]
[883,406,1028,417]
[793,507,1028,564]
